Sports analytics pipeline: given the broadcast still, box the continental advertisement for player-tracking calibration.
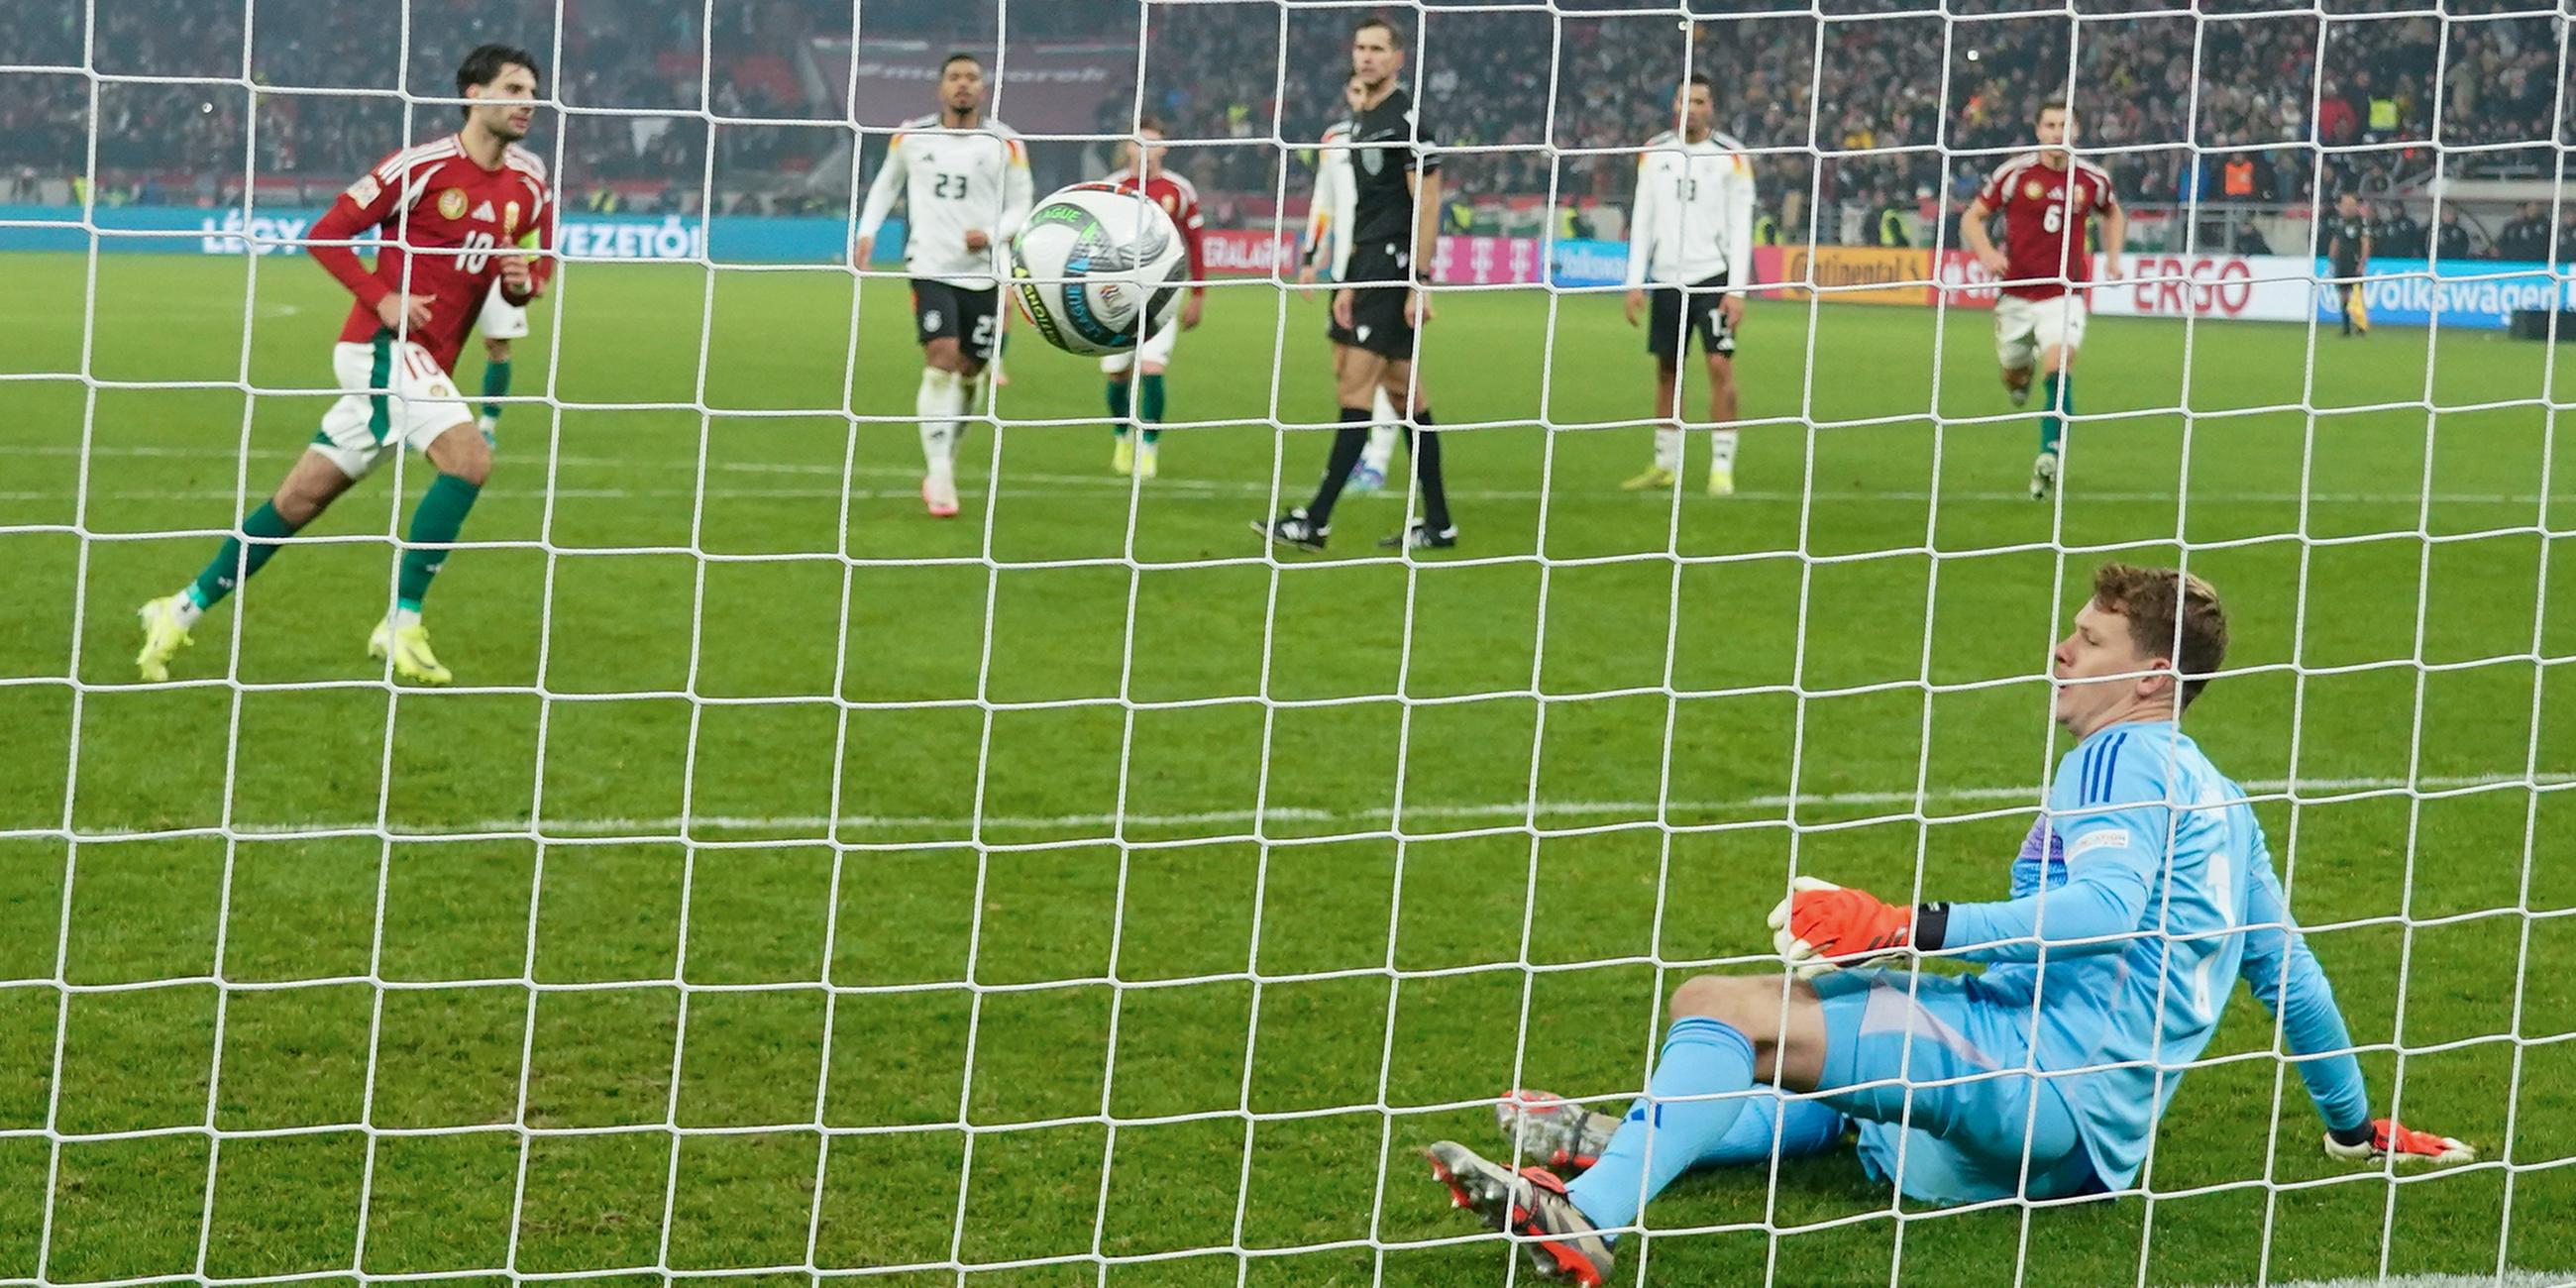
[1759,245,1932,306]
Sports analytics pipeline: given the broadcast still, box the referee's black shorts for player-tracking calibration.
[1646,272,1739,362]
[1341,242,1419,361]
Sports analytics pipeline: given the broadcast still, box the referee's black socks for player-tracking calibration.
[1402,409,1451,534]
[1304,406,1375,528]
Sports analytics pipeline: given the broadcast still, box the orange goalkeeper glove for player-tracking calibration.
[2323,1119,2475,1166]
[1767,877,1915,977]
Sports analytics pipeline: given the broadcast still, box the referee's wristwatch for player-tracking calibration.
[1412,270,1435,285]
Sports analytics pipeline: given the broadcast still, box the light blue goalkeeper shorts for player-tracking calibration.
[1811,967,2103,1207]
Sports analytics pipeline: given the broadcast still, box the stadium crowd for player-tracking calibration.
[2,0,2567,253]
[1145,0,2566,245]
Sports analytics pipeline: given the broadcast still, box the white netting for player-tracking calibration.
[3,1,2572,1286]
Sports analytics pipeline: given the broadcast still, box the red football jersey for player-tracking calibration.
[1105,164,1207,296]
[308,135,556,372]
[1975,153,2116,300]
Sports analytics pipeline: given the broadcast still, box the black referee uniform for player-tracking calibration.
[2325,210,2371,336]
[1260,85,1454,551]
[1340,87,1438,361]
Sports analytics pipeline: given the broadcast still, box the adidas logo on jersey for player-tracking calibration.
[471,200,495,222]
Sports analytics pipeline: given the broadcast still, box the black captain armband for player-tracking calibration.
[1912,903,1951,951]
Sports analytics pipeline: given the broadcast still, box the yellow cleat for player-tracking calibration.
[1112,435,1134,476]
[1620,466,1677,491]
[1135,440,1158,481]
[135,594,195,682]
[1706,464,1736,497]
[368,620,453,685]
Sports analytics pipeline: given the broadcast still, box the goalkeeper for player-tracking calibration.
[1425,562,2475,1287]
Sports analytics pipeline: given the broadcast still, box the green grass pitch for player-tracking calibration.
[2,250,2574,1286]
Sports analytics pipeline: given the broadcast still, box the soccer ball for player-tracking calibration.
[1008,182,1189,357]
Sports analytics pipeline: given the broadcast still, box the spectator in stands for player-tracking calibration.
[2378,204,2424,259]
[2556,208,2576,268]
[2434,206,2475,261]
[7,0,2563,244]
[1873,191,1910,248]
[2315,79,2359,148]
[2220,153,2260,203]
[2493,201,2549,262]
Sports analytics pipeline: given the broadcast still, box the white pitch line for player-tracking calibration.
[126,771,2568,840]
[3,442,2559,506]
[2198,1274,2572,1288]
[0,484,2554,507]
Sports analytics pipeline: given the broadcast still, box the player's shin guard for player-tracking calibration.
[481,358,511,424]
[1107,378,1131,436]
[188,500,303,611]
[917,367,962,473]
[1137,373,1166,445]
[397,475,482,611]
[1563,1016,1759,1234]
[1304,408,1375,528]
[2040,372,2070,457]
[1402,409,1451,533]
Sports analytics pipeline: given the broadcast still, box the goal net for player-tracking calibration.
[3,0,2570,1285]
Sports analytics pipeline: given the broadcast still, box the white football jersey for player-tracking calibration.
[857,113,1035,289]
[1301,121,1360,280]
[1625,129,1757,289]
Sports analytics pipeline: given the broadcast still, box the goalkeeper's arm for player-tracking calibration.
[1769,844,2151,977]
[2235,846,2471,1164]
[2235,851,2371,1139]
[2235,844,2473,1169]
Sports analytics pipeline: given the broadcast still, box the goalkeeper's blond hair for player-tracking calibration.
[2091,562,2228,708]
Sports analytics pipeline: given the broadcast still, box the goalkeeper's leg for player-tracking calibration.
[139,450,359,681]
[1547,970,2092,1234]
[1552,977,1829,1235]
[1496,1085,1846,1175]
[1425,981,1841,1286]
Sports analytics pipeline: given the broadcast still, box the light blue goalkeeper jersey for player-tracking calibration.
[1940,719,2371,1190]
